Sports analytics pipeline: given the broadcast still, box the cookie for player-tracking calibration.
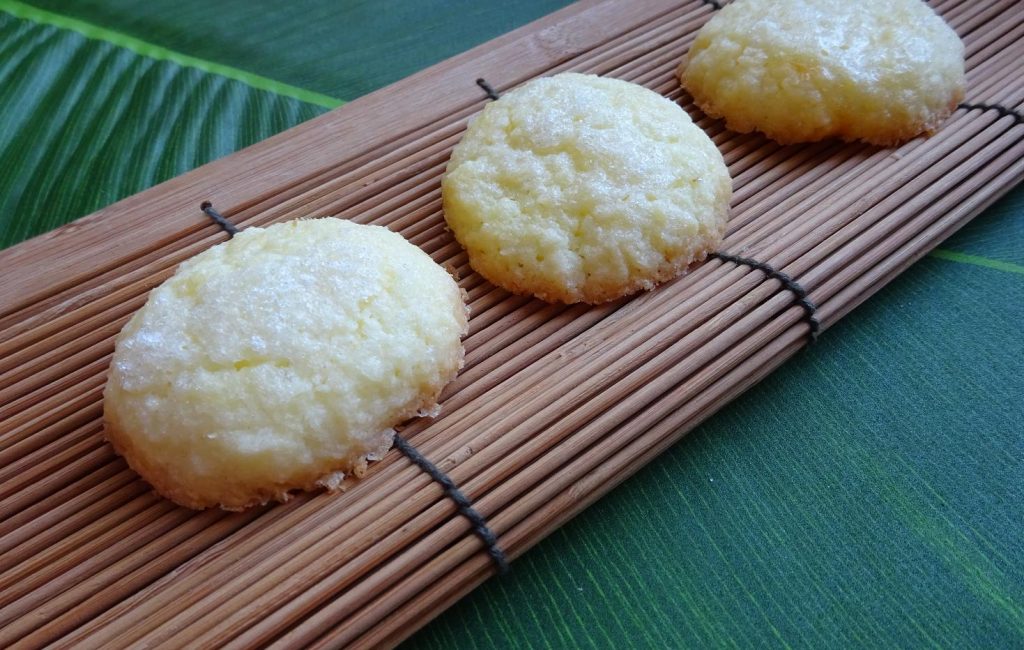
[442,72,732,305]
[679,0,965,146]
[103,218,468,510]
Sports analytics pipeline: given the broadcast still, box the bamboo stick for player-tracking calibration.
[130,120,1024,646]
[299,124,1019,646]
[1,0,1022,647]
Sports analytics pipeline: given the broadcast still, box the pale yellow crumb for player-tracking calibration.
[442,72,732,305]
[103,218,467,510]
[680,0,966,145]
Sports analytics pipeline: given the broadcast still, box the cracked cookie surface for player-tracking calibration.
[104,218,467,510]
[679,0,965,145]
[442,73,731,305]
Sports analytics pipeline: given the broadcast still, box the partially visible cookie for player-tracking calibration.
[103,218,468,510]
[442,72,732,305]
[679,0,966,145]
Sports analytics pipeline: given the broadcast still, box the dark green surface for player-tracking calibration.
[940,190,1024,266]
[408,246,1024,648]
[0,9,327,246]
[1,0,1021,646]
[21,0,569,100]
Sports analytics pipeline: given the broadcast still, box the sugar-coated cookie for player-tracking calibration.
[104,218,467,510]
[442,72,731,305]
[679,0,965,145]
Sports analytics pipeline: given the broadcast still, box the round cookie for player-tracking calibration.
[679,0,965,145]
[442,72,732,305]
[103,218,467,510]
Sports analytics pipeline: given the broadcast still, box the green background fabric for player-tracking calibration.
[19,0,570,99]
[1,0,1021,646]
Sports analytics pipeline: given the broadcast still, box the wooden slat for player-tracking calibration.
[0,0,684,316]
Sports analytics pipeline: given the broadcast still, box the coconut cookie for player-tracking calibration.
[104,218,467,510]
[679,0,966,145]
[442,72,731,305]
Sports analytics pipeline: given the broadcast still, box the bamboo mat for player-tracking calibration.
[2,0,1023,646]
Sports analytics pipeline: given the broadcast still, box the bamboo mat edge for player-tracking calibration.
[1,0,1022,646]
[0,0,676,314]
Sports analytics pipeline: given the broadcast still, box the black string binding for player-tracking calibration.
[702,0,723,9]
[198,69,1013,574]
[958,102,1024,126]
[393,434,510,574]
[200,203,510,575]
[709,251,820,342]
[476,78,500,101]
[200,201,239,237]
